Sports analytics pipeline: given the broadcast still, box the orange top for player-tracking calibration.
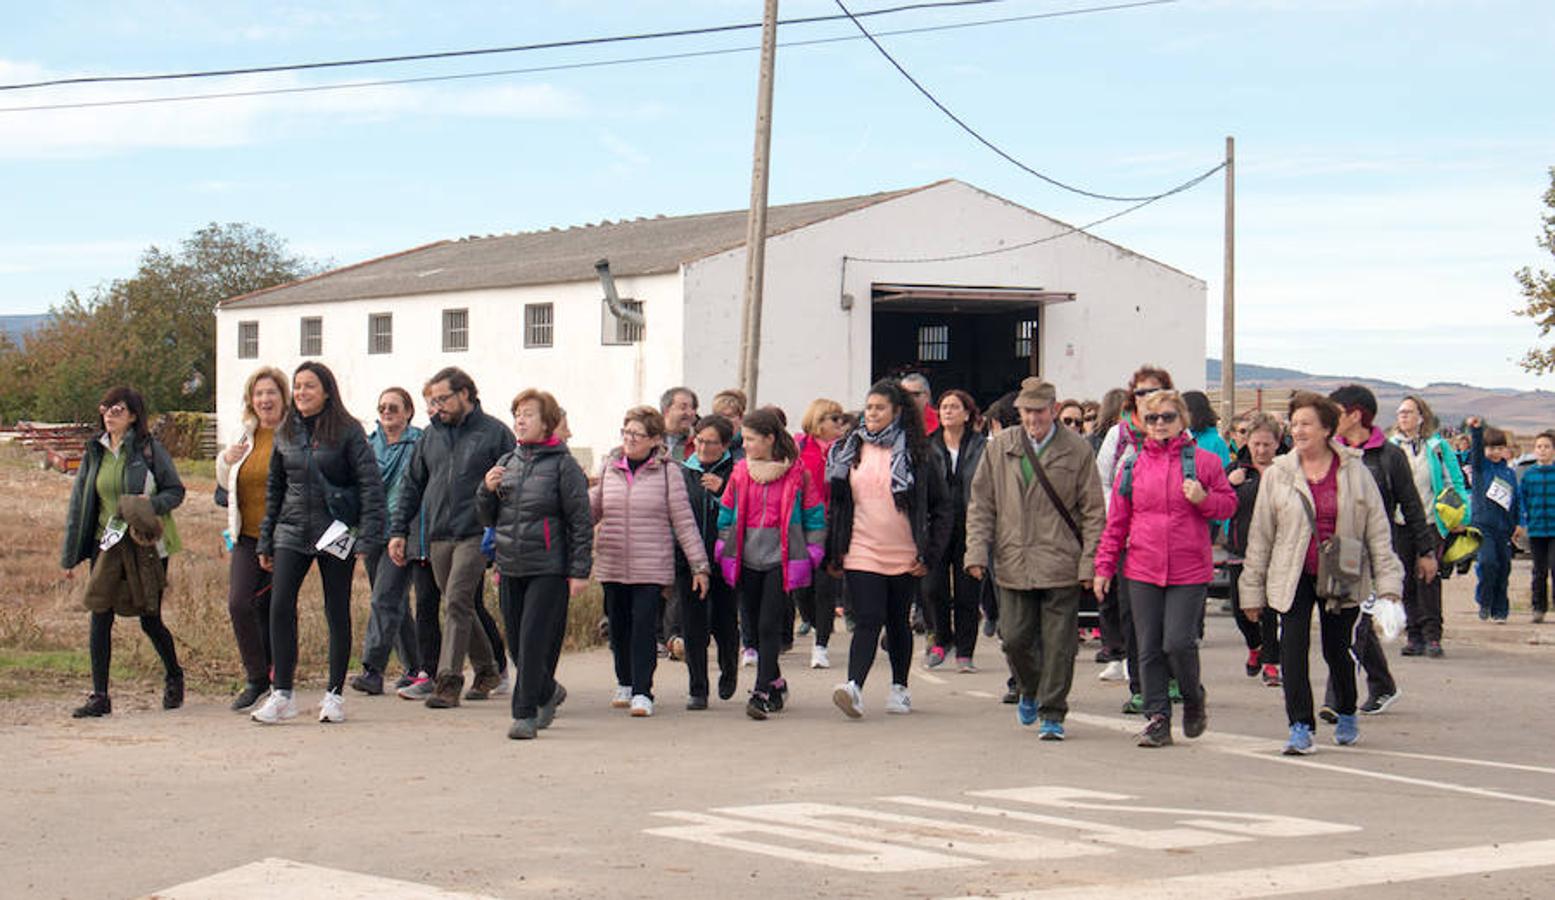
[237,427,273,539]
[842,442,917,575]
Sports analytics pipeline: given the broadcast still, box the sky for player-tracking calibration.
[2,0,1553,389]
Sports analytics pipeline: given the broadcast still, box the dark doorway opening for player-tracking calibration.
[870,283,1075,411]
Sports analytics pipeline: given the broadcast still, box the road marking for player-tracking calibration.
[962,787,1355,839]
[151,858,497,899]
[1331,745,1555,776]
[919,672,949,685]
[964,689,997,699]
[644,811,979,872]
[942,837,1555,899]
[1227,748,1555,809]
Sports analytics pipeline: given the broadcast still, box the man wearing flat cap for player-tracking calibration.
[965,377,1106,741]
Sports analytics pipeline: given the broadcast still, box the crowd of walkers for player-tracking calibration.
[60,361,1555,754]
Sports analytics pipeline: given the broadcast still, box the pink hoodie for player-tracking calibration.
[1095,433,1238,587]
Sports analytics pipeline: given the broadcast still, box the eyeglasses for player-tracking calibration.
[1060,417,1083,427]
[620,429,651,441]
[1133,387,1161,398]
[826,414,845,423]
[693,437,724,447]
[1143,411,1180,425]
[99,403,128,417]
[378,404,402,414]
[426,392,455,409]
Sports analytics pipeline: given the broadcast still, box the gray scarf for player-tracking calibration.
[826,416,914,499]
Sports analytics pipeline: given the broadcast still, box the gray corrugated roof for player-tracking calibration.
[222,183,939,309]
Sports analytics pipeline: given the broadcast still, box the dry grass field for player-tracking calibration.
[0,441,604,703]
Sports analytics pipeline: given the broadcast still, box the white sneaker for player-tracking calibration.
[741,648,757,668]
[1098,660,1127,682]
[810,645,831,669]
[251,689,298,725]
[492,669,513,697]
[629,694,654,717]
[318,689,346,723]
[832,681,863,719]
[611,685,632,709]
[886,683,912,715]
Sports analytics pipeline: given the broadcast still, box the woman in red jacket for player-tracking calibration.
[1095,390,1236,748]
[795,398,845,668]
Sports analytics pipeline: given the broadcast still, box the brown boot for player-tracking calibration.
[425,673,464,709]
[465,669,502,701]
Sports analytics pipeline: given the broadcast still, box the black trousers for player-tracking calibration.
[1325,610,1395,708]
[1530,536,1555,614]
[923,552,981,659]
[738,567,788,695]
[605,582,663,699]
[845,570,915,688]
[1403,535,1444,642]
[499,574,568,720]
[227,536,273,686]
[1281,574,1360,728]
[1229,564,1279,664]
[89,557,178,695]
[683,571,738,699]
[269,548,355,693]
[793,570,840,648]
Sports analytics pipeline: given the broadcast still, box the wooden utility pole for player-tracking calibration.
[1220,135,1236,425]
[737,0,779,404]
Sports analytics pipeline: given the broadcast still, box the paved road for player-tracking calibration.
[4,576,1553,899]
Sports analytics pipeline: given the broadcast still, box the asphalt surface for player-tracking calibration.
[4,571,1554,899]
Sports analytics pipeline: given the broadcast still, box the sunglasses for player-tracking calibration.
[1060,417,1083,427]
[99,403,129,416]
[1143,411,1180,425]
[378,404,402,414]
[1133,387,1161,398]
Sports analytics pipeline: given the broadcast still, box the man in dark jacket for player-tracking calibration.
[388,367,516,708]
[1327,385,1438,716]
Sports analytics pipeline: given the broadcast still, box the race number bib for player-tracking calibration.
[99,518,127,552]
[1486,476,1513,512]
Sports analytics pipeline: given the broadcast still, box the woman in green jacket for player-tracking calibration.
[60,386,186,719]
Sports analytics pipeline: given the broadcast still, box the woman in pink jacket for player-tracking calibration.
[590,406,710,718]
[1095,390,1236,748]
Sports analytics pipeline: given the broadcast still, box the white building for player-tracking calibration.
[216,179,1205,462]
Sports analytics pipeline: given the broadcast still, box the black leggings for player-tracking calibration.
[269,548,355,693]
[739,567,787,695]
[794,570,840,648]
[88,556,179,694]
[1229,565,1279,664]
[845,570,916,688]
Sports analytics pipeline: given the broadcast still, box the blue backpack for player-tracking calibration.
[1118,441,1197,499]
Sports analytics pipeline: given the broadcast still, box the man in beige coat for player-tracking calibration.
[966,377,1107,740]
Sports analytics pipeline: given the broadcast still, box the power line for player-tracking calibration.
[0,2,1177,115]
[0,0,1002,92]
[834,0,1203,203]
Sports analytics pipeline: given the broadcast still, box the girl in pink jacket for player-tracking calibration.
[1094,391,1236,748]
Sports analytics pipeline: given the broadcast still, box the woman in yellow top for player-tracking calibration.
[215,367,289,711]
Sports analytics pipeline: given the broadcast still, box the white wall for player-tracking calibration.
[680,180,1206,420]
[215,272,683,467]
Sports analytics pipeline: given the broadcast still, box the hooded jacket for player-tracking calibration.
[1238,443,1404,614]
[258,413,386,557]
[62,431,185,570]
[716,458,827,591]
[390,401,515,544]
[475,439,593,580]
[1095,433,1238,587]
[589,447,709,586]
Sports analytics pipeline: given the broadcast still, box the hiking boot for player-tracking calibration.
[396,673,432,700]
[717,670,738,701]
[1182,692,1208,739]
[1283,722,1315,755]
[1334,713,1359,746]
[537,683,567,729]
[924,645,947,669]
[508,717,538,740]
[425,674,464,709]
[1017,695,1039,726]
[464,669,501,701]
[72,693,111,719]
[1121,693,1144,715]
[687,694,709,711]
[231,681,268,712]
[1037,719,1066,741]
[746,692,773,720]
[163,670,185,710]
[1426,641,1444,658]
[1359,689,1400,715]
[1136,713,1172,748]
[349,669,384,696]
[1400,641,1425,657]
[1318,704,1338,724]
[1260,664,1282,687]
[251,689,297,724]
[1245,648,1260,676]
[833,681,864,719]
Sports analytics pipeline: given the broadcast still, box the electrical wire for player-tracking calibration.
[834,0,1203,203]
[0,1,1180,115]
[845,164,1223,264]
[0,0,1003,92]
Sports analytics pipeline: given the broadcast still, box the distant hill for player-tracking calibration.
[0,314,48,346]
[1206,359,1554,437]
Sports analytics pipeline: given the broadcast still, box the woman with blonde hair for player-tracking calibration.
[215,366,289,711]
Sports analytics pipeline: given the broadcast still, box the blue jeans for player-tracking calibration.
[362,545,420,675]
[1475,532,1512,619]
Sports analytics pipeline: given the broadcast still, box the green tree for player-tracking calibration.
[1516,167,1555,374]
[0,223,320,422]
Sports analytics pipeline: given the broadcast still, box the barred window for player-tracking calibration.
[1016,319,1038,359]
[300,317,322,357]
[524,303,554,348]
[237,321,258,359]
[368,313,393,355]
[442,308,469,353]
[917,324,949,363]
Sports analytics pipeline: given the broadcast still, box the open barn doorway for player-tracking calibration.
[869,283,1075,411]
